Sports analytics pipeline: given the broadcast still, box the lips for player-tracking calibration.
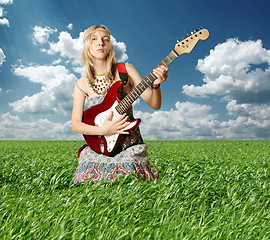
[97,49,104,52]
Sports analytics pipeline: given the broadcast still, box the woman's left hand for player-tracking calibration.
[152,65,169,88]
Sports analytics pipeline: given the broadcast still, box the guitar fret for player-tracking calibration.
[161,60,168,67]
[167,54,174,62]
[137,83,144,92]
[126,98,132,105]
[165,58,170,65]
[166,55,173,64]
[167,55,172,63]
[123,101,129,109]
[118,108,123,115]
[172,49,179,57]
[163,51,178,66]
[142,81,149,89]
[170,50,178,60]
[145,76,152,85]
[149,72,157,82]
[131,90,136,98]
[133,88,140,97]
[115,105,122,114]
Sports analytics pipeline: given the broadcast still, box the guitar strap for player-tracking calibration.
[117,63,128,85]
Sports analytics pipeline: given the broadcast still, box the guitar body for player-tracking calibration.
[82,81,141,156]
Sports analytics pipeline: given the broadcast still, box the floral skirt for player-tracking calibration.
[74,144,159,184]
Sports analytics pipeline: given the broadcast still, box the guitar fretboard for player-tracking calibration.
[115,50,179,114]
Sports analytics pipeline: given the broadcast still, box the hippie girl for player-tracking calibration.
[71,25,169,184]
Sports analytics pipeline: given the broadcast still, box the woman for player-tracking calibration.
[71,25,168,184]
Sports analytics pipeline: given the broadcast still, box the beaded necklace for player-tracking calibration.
[87,74,113,95]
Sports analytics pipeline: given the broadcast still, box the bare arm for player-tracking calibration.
[126,63,168,110]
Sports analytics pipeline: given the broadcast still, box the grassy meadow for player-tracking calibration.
[0,140,270,239]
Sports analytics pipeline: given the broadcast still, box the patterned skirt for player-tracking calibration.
[74,144,159,184]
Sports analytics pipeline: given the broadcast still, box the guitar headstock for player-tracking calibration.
[174,28,210,55]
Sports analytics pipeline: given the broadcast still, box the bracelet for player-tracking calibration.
[152,84,160,90]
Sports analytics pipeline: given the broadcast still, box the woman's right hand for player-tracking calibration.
[99,111,130,136]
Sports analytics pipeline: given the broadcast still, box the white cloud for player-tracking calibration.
[47,31,84,65]
[183,38,270,104]
[52,58,62,65]
[221,100,270,139]
[13,65,71,87]
[5,91,270,141]
[72,65,85,76]
[3,98,269,140]
[0,17,8,26]
[0,0,13,4]
[67,23,73,30]
[0,7,4,17]
[0,88,12,94]
[39,28,128,65]
[178,38,270,139]
[111,36,128,63]
[11,65,76,115]
[227,100,270,119]
[0,48,5,66]
[32,26,57,45]
[0,112,81,140]
[134,100,270,140]
[135,101,220,140]
[0,0,13,27]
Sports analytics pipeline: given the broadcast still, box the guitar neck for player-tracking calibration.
[115,50,179,114]
[115,27,210,115]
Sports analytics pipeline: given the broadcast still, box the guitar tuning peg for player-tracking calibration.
[190,31,194,35]
[195,29,198,32]
[186,34,189,37]
[177,39,181,43]
[199,27,202,30]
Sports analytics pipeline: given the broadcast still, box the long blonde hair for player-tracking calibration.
[81,25,116,83]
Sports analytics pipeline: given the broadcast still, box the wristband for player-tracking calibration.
[152,84,160,90]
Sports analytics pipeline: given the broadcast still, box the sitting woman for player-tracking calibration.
[71,24,168,184]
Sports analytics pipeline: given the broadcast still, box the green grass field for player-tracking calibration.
[1,140,269,239]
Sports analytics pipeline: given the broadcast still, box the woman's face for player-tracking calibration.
[89,28,111,60]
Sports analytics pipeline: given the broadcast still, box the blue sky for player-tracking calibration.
[0,0,270,140]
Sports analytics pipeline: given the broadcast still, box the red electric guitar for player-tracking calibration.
[82,28,210,156]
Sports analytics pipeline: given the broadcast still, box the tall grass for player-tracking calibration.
[1,140,269,239]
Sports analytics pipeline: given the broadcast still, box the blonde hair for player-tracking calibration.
[81,25,116,83]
